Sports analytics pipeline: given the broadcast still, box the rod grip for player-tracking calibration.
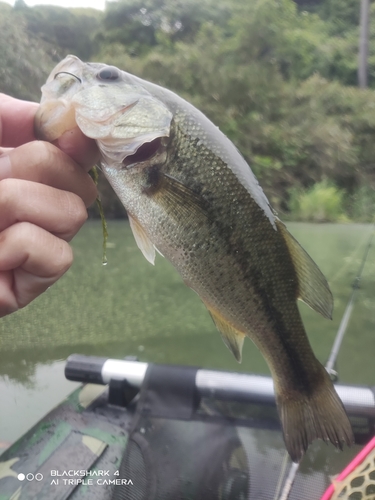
[65,354,107,384]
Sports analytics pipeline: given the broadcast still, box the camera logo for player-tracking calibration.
[17,473,44,481]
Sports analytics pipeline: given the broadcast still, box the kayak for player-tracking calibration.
[0,354,374,500]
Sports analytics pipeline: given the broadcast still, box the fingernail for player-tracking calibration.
[0,154,11,180]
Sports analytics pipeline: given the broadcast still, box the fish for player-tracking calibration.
[34,55,354,462]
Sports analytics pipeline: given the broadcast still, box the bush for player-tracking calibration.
[288,181,347,222]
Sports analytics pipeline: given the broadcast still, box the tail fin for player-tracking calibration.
[276,371,354,463]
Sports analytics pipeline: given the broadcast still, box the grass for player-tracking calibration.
[0,221,374,386]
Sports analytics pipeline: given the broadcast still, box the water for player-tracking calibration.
[0,221,374,444]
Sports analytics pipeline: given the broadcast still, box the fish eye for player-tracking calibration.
[97,68,120,81]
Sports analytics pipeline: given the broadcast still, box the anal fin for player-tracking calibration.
[205,304,245,363]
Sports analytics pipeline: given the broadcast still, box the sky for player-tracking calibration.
[2,0,107,9]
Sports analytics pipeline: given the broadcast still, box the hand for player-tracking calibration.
[0,94,100,317]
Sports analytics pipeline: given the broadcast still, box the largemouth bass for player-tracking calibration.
[35,55,353,462]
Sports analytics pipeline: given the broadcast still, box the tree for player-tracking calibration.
[358,0,370,88]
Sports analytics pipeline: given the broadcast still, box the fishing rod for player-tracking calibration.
[275,225,375,500]
[326,226,374,376]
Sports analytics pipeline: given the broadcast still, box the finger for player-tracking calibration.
[0,141,97,207]
[0,147,12,156]
[0,271,18,316]
[0,222,73,312]
[0,94,38,147]
[56,127,101,172]
[0,178,88,240]
[0,95,101,172]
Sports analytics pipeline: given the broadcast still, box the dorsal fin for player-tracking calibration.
[275,219,333,319]
[128,214,155,265]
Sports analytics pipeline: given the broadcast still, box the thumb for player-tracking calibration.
[55,127,101,172]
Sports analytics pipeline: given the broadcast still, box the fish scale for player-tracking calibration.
[35,55,354,463]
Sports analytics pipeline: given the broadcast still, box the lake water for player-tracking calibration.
[0,221,374,445]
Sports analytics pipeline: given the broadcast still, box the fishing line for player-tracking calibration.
[275,223,375,500]
[54,71,82,83]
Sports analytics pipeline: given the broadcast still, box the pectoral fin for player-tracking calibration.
[275,219,333,319]
[153,173,209,222]
[205,304,245,362]
[128,214,155,265]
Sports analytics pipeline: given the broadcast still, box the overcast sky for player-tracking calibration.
[3,0,107,10]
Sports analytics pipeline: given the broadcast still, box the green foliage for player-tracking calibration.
[0,7,56,100]
[14,0,27,9]
[92,0,375,218]
[97,0,231,56]
[288,181,347,222]
[2,0,375,221]
[295,0,360,37]
[348,186,375,222]
[23,5,102,60]
[0,2,103,100]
